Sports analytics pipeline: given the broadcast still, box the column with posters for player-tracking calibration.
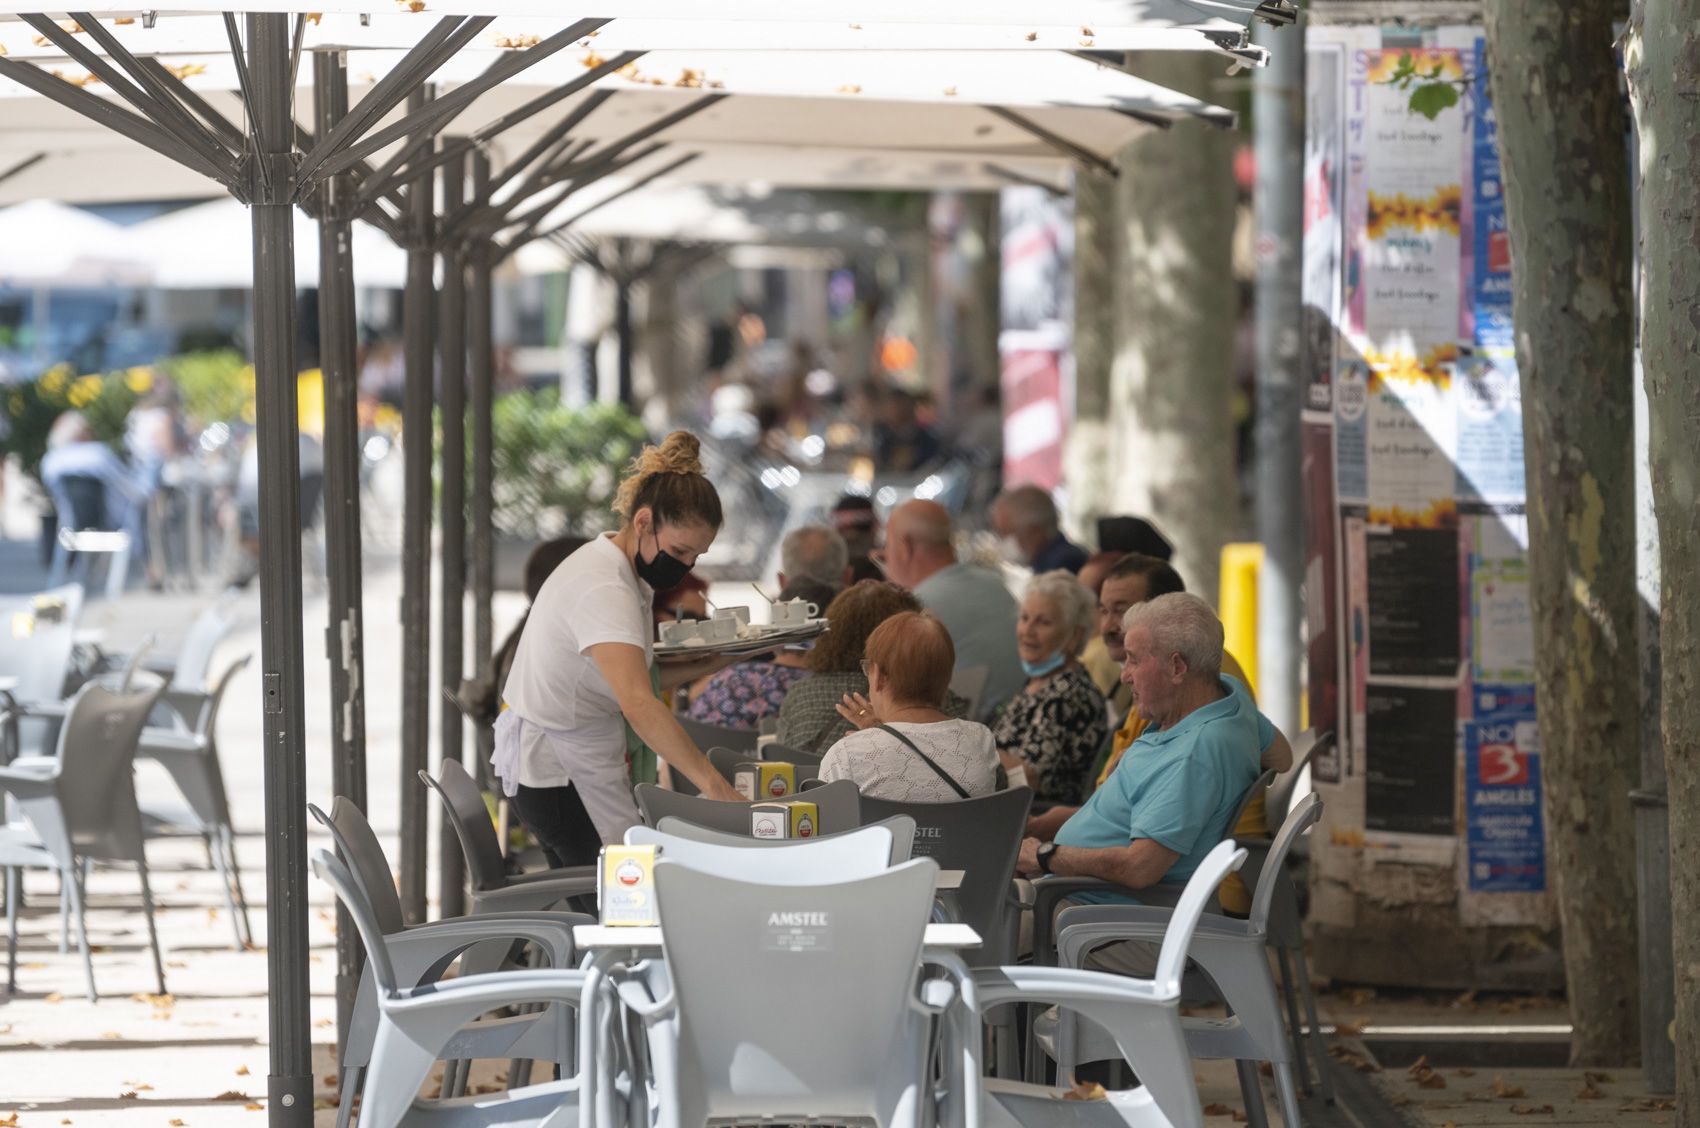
[998,186,1074,492]
[1303,24,1553,979]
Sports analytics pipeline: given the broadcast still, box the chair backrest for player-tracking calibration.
[625,823,894,882]
[199,654,252,739]
[311,847,398,995]
[309,798,406,936]
[1229,767,1277,833]
[419,758,509,892]
[947,664,989,720]
[0,584,85,705]
[652,858,939,1123]
[55,473,110,531]
[762,743,823,768]
[635,779,861,837]
[678,714,758,754]
[53,681,167,842]
[1266,729,1331,829]
[1248,792,1324,931]
[656,813,916,864]
[1152,840,1247,1001]
[858,788,1033,966]
[706,746,745,782]
[171,595,241,692]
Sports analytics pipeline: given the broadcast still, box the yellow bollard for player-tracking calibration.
[1218,543,1263,698]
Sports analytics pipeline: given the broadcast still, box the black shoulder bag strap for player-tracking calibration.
[877,723,970,799]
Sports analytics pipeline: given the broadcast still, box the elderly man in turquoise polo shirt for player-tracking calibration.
[1016,591,1269,974]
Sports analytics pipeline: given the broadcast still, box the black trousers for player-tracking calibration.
[510,782,605,870]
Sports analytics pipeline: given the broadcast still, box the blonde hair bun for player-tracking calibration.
[613,429,716,521]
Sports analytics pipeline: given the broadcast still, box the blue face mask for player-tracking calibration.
[1021,651,1066,678]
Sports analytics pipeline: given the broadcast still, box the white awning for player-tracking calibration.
[0,197,152,285]
[122,198,410,288]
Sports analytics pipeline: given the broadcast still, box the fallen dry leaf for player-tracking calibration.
[1491,1076,1528,1099]
[1335,1019,1366,1036]
[1584,1071,1616,1085]
[1620,1098,1677,1112]
[837,84,861,94]
[1,1114,18,1127]
[493,33,540,49]
[235,1067,250,1077]
[119,1092,138,1100]
[1231,1113,1247,1124]
[312,1101,335,1111]
[45,993,64,1003]
[848,22,862,29]
[1577,1083,1605,1100]
[165,63,205,81]
[22,963,47,971]
[313,1018,333,1029]
[1024,31,1038,41]
[244,1105,263,1113]
[113,16,134,24]
[1407,1056,1446,1089]
[170,1120,186,1126]
[1509,1105,1554,1115]
[1079,38,1095,46]
[215,1092,251,1102]
[942,86,958,96]
[1061,1078,1106,1102]
[1201,1104,1233,1116]
[61,1120,73,1125]
[306,13,323,24]
[134,1085,154,1093]
[1452,988,1478,1008]
[101,1032,123,1040]
[1455,1067,1477,1077]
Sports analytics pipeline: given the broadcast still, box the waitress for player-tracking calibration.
[494,430,745,867]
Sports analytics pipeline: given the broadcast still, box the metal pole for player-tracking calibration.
[398,86,435,926]
[1634,343,1675,1092]
[312,49,369,1056]
[1252,19,1304,739]
[246,13,311,1127]
[437,144,469,918]
[615,276,634,407]
[469,151,497,782]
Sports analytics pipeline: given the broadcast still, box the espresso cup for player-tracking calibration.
[658,619,701,646]
[713,605,752,627]
[699,616,739,642]
[771,599,819,626]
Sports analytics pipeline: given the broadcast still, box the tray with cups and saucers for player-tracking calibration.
[654,599,828,658]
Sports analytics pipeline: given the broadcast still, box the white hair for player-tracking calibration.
[1122,592,1224,680]
[781,524,849,586]
[1023,569,1097,656]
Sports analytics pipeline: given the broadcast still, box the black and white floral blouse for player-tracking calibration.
[991,665,1109,805]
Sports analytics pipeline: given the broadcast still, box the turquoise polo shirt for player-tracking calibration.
[1055,675,1267,885]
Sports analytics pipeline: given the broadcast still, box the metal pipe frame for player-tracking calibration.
[531,150,703,251]
[312,47,370,1064]
[317,17,608,179]
[244,13,313,1127]
[398,86,437,927]
[468,150,497,791]
[437,143,470,918]
[982,104,1121,178]
[0,152,47,188]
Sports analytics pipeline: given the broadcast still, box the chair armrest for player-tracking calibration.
[159,688,212,731]
[1053,906,1180,969]
[1027,876,1134,966]
[389,913,589,984]
[504,864,598,887]
[0,764,61,799]
[476,872,598,911]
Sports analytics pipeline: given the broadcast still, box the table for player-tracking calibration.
[574,922,981,951]
[935,869,964,891]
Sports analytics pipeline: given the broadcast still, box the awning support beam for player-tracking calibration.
[985,104,1120,177]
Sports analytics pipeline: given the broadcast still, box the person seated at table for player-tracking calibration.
[990,570,1109,806]
[774,581,971,755]
[818,611,1000,802]
[684,576,837,730]
[1014,593,1275,973]
[1075,550,1134,711]
[991,483,1089,574]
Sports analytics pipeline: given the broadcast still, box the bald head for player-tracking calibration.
[883,499,956,588]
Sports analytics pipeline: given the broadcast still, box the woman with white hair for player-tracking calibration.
[991,569,1110,804]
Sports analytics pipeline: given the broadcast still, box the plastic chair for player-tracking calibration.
[948,664,991,722]
[677,714,758,754]
[862,788,1034,1077]
[634,778,861,837]
[620,858,949,1128]
[309,800,594,1125]
[136,655,253,949]
[0,682,169,1001]
[654,813,917,864]
[310,848,610,1128]
[762,742,823,768]
[1045,796,1326,1128]
[419,759,598,914]
[47,475,131,601]
[0,585,85,762]
[969,840,1248,1128]
[1266,729,1332,832]
[625,821,896,882]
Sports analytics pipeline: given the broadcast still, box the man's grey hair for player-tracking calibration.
[781,524,849,587]
[993,484,1060,534]
[1024,569,1097,656]
[1122,592,1224,680]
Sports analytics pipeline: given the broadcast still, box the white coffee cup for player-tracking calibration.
[658,619,701,645]
[699,616,739,642]
[713,605,752,627]
[770,599,819,627]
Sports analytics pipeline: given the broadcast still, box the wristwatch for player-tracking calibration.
[1036,842,1059,875]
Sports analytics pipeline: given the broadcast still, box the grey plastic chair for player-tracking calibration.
[1045,795,1327,1128]
[948,664,990,722]
[0,682,169,1002]
[634,778,861,837]
[969,840,1248,1128]
[1266,729,1332,832]
[310,799,594,1126]
[654,813,917,864]
[624,821,896,881]
[420,759,598,914]
[677,713,758,754]
[136,655,252,949]
[311,847,611,1128]
[0,584,85,761]
[862,788,1033,1078]
[619,857,949,1128]
[761,742,823,768]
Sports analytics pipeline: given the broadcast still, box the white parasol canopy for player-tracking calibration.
[0,197,152,284]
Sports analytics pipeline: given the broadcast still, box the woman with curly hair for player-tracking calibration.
[774,580,971,755]
[494,430,745,866]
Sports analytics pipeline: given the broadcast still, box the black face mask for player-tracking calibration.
[636,527,693,590]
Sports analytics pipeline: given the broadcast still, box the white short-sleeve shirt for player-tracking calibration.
[818,719,1001,803]
[500,534,653,792]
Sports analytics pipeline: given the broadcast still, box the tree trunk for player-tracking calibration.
[1482,0,1642,1066]
[1108,52,1239,599]
[1626,0,1700,1112]
[1066,168,1118,543]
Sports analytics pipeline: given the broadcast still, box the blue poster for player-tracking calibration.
[1464,683,1545,893]
[1468,37,1514,355]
